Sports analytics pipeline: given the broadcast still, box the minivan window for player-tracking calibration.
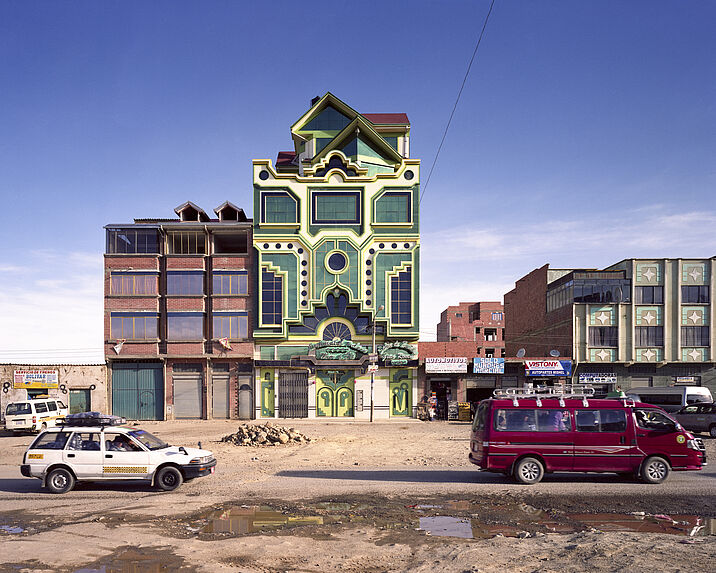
[47,401,57,412]
[6,403,31,415]
[472,402,488,431]
[575,410,627,432]
[637,393,682,406]
[494,409,571,432]
[635,409,676,431]
[35,402,48,413]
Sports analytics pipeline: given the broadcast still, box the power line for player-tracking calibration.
[420,0,496,205]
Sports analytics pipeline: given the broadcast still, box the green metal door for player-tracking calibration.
[112,363,164,420]
[390,369,412,417]
[69,389,91,414]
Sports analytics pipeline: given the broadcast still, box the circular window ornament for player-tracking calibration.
[404,170,414,180]
[326,251,348,273]
[259,170,270,181]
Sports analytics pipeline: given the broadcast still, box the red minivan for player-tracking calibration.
[469,391,706,484]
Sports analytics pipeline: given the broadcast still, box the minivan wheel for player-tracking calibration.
[641,457,670,484]
[156,466,183,491]
[46,468,75,494]
[514,457,544,484]
[709,425,716,439]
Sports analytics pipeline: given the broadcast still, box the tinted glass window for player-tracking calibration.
[167,314,204,340]
[681,285,709,304]
[472,402,488,431]
[31,432,70,450]
[68,432,102,451]
[634,286,663,304]
[47,401,57,412]
[106,229,159,254]
[638,393,682,405]
[575,410,627,432]
[635,409,676,430]
[6,403,31,415]
[35,402,48,413]
[494,409,572,432]
[167,272,204,295]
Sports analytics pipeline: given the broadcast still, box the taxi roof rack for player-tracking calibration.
[57,412,127,427]
[494,384,596,408]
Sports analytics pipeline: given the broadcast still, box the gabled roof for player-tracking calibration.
[310,115,404,165]
[362,113,410,126]
[174,201,210,222]
[213,201,248,222]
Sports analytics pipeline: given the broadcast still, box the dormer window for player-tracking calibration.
[214,201,248,222]
[174,201,209,222]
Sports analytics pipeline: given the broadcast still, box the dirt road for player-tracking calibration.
[0,419,714,572]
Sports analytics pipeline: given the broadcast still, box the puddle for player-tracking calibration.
[175,498,715,542]
[72,546,193,573]
[0,525,25,534]
[419,516,473,538]
[201,506,323,534]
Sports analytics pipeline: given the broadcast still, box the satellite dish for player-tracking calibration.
[549,349,560,357]
[516,348,526,358]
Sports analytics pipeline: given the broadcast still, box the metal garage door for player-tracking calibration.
[112,363,164,420]
[212,374,230,419]
[173,372,203,419]
[278,371,308,418]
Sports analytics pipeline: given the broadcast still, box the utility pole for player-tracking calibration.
[370,305,384,422]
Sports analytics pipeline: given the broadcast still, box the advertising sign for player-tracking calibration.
[579,373,617,385]
[13,370,59,389]
[473,358,505,374]
[524,360,572,377]
[425,357,467,374]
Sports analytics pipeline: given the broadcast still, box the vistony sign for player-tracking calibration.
[524,360,572,377]
[425,357,468,374]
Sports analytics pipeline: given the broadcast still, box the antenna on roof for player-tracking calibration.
[516,348,526,358]
[311,96,321,106]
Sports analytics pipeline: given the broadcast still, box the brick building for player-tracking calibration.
[436,301,505,357]
[504,259,716,395]
[104,201,254,420]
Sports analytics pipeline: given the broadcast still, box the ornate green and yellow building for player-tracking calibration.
[252,93,420,419]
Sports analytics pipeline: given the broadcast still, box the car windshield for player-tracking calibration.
[6,403,31,415]
[128,429,168,450]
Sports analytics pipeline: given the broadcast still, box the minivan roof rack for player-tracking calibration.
[494,385,596,407]
[58,412,127,427]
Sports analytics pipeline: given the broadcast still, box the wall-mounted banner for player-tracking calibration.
[425,357,467,374]
[473,358,505,374]
[524,360,572,377]
[14,370,59,389]
[579,373,617,384]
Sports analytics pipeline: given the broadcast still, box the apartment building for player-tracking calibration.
[104,201,253,420]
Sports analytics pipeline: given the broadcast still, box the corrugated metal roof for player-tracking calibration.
[362,113,410,125]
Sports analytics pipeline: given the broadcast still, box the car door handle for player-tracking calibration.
[105,454,113,459]
[67,453,75,458]
[620,436,625,444]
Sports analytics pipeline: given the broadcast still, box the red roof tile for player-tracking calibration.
[362,113,409,125]
[276,151,296,166]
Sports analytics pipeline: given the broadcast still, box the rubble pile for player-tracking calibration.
[221,423,312,447]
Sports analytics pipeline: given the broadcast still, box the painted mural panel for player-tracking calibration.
[389,369,412,417]
[316,370,354,417]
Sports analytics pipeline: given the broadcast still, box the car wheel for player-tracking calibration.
[156,466,183,491]
[514,457,544,484]
[640,456,670,484]
[709,425,716,439]
[46,468,75,494]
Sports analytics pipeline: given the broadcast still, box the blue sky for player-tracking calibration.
[1,1,714,361]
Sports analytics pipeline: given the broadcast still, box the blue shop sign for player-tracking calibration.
[473,358,505,374]
[524,360,572,377]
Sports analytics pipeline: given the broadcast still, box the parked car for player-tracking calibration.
[672,403,716,438]
[469,388,706,484]
[20,412,216,493]
[625,386,713,413]
[4,397,68,433]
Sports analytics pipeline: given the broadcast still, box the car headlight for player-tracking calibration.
[687,439,699,450]
[189,455,213,464]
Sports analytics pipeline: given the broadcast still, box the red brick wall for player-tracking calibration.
[166,256,205,270]
[166,297,205,312]
[212,256,251,269]
[166,342,205,355]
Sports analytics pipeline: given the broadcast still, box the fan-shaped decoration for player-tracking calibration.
[322,321,352,341]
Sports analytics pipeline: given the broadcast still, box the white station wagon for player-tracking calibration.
[21,412,216,493]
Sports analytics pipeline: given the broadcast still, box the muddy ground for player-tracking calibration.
[0,419,714,572]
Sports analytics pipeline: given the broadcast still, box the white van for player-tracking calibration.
[4,397,68,433]
[626,386,713,413]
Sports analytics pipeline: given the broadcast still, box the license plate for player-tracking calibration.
[14,420,24,425]
[210,466,215,474]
